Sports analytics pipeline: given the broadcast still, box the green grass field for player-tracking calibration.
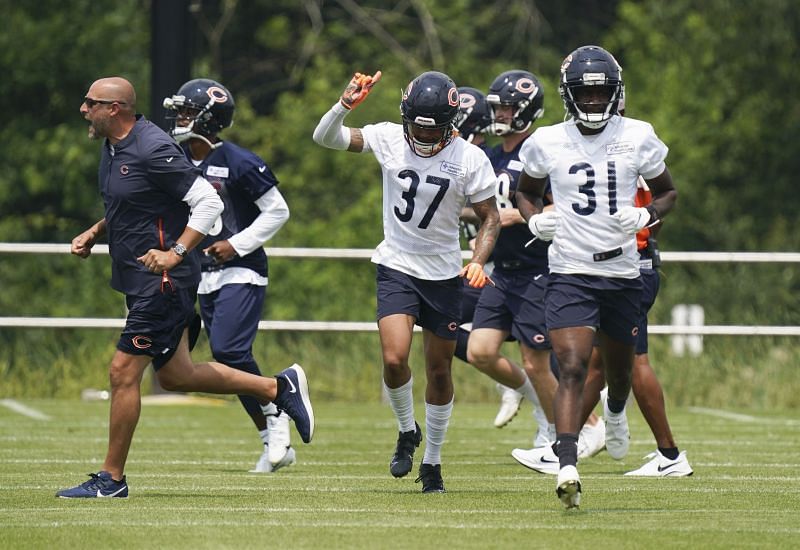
[1,398,799,549]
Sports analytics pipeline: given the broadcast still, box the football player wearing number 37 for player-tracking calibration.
[313,70,500,493]
[515,46,677,509]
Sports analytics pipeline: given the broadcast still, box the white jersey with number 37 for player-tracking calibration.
[361,122,497,279]
[519,116,668,278]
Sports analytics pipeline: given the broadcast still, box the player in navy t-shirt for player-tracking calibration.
[164,78,294,473]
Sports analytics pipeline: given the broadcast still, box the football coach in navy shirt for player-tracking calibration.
[57,77,314,499]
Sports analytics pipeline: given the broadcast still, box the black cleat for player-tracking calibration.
[389,421,422,478]
[415,463,445,493]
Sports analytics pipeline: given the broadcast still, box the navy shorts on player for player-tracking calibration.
[472,269,550,349]
[636,268,659,355]
[376,264,461,340]
[545,273,642,345]
[199,283,265,366]
[117,287,197,369]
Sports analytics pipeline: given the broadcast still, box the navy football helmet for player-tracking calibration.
[163,78,235,146]
[454,87,491,143]
[559,45,623,129]
[486,70,544,136]
[400,71,459,157]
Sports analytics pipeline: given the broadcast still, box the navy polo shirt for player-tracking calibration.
[186,141,279,278]
[99,115,201,296]
[486,139,550,273]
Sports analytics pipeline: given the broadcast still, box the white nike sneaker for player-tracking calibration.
[267,411,294,469]
[603,400,630,460]
[511,445,560,475]
[494,383,523,428]
[578,419,606,459]
[251,445,272,473]
[251,445,296,473]
[556,465,581,509]
[624,450,694,477]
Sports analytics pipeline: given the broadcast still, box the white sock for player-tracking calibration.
[261,402,279,416]
[422,398,454,465]
[384,378,415,433]
[516,378,540,407]
[258,428,269,446]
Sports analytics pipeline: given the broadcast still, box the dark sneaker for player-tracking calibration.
[56,471,128,498]
[389,422,422,478]
[415,463,446,493]
[273,363,314,443]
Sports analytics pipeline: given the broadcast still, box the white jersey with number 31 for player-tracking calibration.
[361,122,496,279]
[519,116,668,278]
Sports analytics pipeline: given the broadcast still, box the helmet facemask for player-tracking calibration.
[402,118,456,158]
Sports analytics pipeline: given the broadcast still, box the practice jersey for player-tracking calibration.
[361,122,497,279]
[185,141,278,278]
[99,115,200,296]
[486,139,549,274]
[519,116,667,278]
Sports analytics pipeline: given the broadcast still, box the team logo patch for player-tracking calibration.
[560,55,573,73]
[515,77,538,96]
[448,87,459,107]
[631,326,640,337]
[532,334,546,344]
[448,322,458,332]
[606,141,635,155]
[460,92,477,109]
[440,161,466,178]
[206,165,229,178]
[403,80,413,100]
[120,165,129,175]
[132,335,152,349]
[206,86,229,103]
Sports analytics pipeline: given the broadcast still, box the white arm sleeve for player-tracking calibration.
[227,187,290,256]
[183,176,224,235]
[312,102,352,150]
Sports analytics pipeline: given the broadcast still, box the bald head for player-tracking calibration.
[89,77,136,114]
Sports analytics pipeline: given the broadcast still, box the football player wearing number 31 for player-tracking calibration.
[313,70,500,493]
[515,46,677,509]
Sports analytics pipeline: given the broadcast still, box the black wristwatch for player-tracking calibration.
[171,243,187,258]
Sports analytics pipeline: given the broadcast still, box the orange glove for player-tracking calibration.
[460,262,494,289]
[340,70,382,110]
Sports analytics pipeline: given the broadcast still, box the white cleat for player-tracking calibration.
[267,411,296,470]
[578,418,606,459]
[624,450,694,477]
[556,465,581,509]
[603,400,630,460]
[511,444,560,475]
[251,445,272,473]
[494,383,523,428]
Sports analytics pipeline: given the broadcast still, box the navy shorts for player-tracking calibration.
[199,283,265,364]
[118,287,197,370]
[376,264,461,340]
[636,268,660,354]
[460,279,482,325]
[472,269,549,349]
[545,273,642,345]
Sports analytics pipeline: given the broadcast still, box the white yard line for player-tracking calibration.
[0,399,51,421]
[687,407,758,422]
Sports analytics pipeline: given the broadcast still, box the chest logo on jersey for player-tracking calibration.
[606,141,635,155]
[206,165,230,178]
[120,165,129,175]
[440,161,466,178]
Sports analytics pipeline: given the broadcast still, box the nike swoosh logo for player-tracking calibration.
[96,486,126,498]
[166,157,174,163]
[657,462,679,473]
[534,274,543,280]
[540,457,558,464]
[258,166,266,173]
[286,376,297,394]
